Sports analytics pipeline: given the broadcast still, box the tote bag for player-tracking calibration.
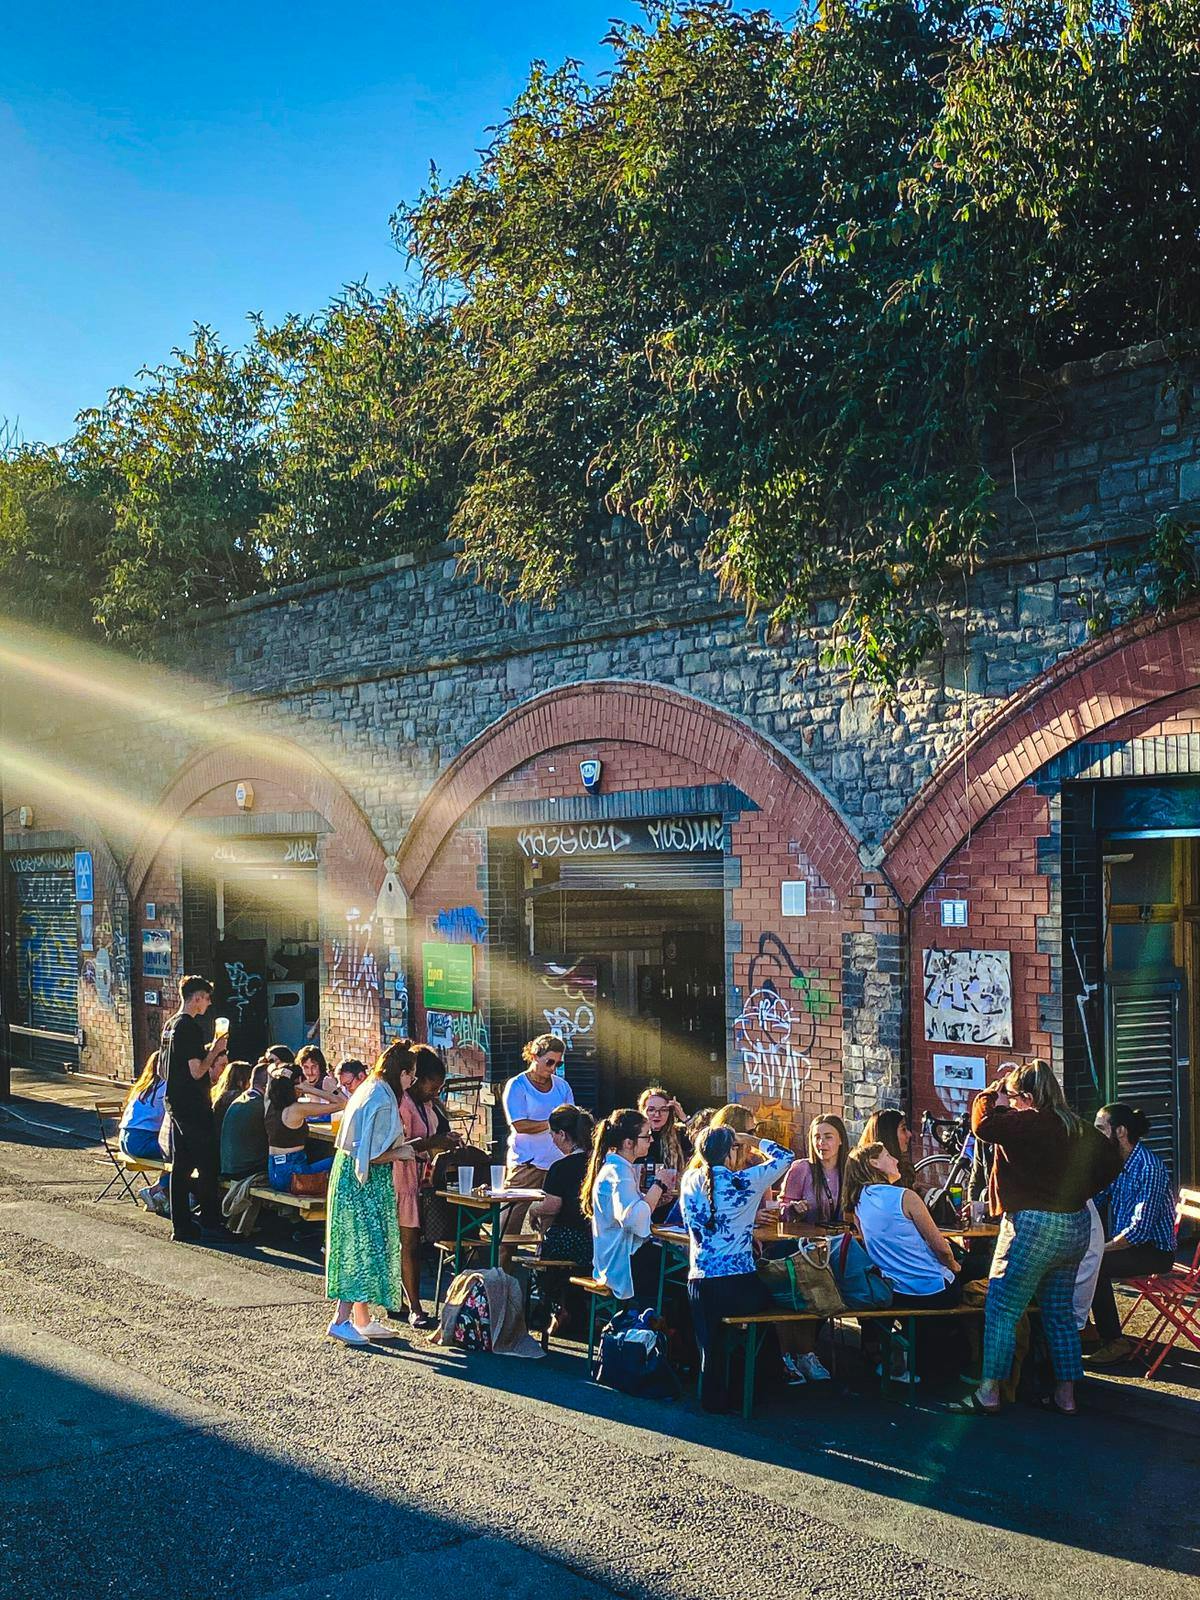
[757,1237,846,1315]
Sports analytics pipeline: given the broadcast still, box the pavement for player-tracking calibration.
[2,1068,1199,1600]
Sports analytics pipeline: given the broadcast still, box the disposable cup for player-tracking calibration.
[457,1166,475,1197]
[490,1164,507,1193]
[968,1200,987,1226]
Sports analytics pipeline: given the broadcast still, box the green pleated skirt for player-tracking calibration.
[325,1149,404,1305]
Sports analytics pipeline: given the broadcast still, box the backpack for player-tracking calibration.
[596,1308,680,1398]
[828,1232,893,1310]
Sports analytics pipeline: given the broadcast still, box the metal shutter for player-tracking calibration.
[1105,977,1185,1179]
[11,863,78,1036]
[554,852,724,892]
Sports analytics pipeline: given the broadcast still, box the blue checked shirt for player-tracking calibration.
[1096,1140,1176,1252]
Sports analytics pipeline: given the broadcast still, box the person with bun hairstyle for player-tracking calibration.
[680,1123,794,1411]
[582,1108,663,1303]
[1086,1102,1177,1365]
[963,1060,1120,1416]
[858,1107,920,1191]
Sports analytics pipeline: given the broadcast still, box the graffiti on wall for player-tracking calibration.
[331,915,380,1041]
[518,823,631,858]
[426,1007,489,1080]
[382,950,409,1038]
[647,818,728,853]
[922,948,1013,1047]
[82,905,129,1013]
[539,960,598,1061]
[223,961,263,1024]
[733,933,833,1105]
[430,906,488,944]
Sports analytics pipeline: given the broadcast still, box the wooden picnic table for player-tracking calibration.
[438,1187,545,1271]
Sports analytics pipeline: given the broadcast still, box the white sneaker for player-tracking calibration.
[326,1319,369,1345]
[781,1353,807,1386]
[797,1352,831,1382]
[358,1319,397,1340]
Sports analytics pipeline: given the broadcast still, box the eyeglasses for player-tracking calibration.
[538,1053,563,1066]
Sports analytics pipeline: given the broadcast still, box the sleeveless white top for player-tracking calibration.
[856,1182,952,1296]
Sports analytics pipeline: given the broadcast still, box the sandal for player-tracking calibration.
[945,1391,1001,1417]
[408,1310,435,1330]
[1038,1393,1078,1417]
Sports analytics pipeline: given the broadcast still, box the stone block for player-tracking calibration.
[1017,583,1058,626]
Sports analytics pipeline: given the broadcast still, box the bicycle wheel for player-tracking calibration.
[914,1154,954,1196]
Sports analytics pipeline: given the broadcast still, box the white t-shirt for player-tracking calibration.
[502,1069,574,1169]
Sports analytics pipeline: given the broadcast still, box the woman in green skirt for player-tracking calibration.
[326,1040,418,1344]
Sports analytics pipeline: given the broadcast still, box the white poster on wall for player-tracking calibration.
[922,948,1013,1047]
[933,1053,988,1092]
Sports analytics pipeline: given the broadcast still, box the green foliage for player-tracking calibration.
[401,0,1200,690]
[5,1,1200,685]
[1,292,463,646]
[1090,512,1200,636]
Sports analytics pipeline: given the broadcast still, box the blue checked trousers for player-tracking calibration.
[984,1207,1091,1383]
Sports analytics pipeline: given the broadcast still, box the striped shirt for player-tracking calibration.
[1097,1140,1176,1252]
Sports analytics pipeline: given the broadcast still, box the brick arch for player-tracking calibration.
[883,603,1200,905]
[396,680,863,901]
[125,737,386,905]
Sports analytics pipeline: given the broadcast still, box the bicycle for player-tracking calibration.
[916,1110,975,1225]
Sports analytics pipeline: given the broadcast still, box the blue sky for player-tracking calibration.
[0,1,649,445]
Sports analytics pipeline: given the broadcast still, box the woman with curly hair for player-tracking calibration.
[680,1124,793,1412]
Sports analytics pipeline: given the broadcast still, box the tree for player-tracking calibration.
[400,0,1200,690]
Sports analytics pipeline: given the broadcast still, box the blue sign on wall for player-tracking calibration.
[74,850,94,903]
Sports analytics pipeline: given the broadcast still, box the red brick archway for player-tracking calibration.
[126,737,386,905]
[883,604,1200,905]
[396,680,863,899]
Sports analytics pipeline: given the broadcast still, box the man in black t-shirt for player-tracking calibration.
[162,974,229,1241]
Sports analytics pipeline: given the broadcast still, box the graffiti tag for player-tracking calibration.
[517,824,631,858]
[224,961,263,1023]
[647,818,728,853]
[734,933,832,1105]
[431,906,488,944]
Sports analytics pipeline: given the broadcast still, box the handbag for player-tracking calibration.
[829,1231,893,1310]
[290,1170,329,1198]
[757,1237,846,1315]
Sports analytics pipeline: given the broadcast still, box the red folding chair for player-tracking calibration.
[1121,1188,1200,1379]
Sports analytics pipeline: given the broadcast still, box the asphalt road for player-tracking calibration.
[2,1078,1198,1600]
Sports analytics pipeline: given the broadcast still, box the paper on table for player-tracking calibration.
[489,1186,543,1199]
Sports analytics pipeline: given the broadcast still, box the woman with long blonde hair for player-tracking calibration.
[960,1060,1121,1417]
[119,1050,169,1214]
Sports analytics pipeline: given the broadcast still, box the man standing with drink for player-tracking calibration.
[162,974,229,1243]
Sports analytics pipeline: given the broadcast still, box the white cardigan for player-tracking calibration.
[591,1152,652,1300]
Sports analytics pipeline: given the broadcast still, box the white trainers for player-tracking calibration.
[781,1353,807,1386]
[797,1351,832,1382]
[326,1319,370,1345]
[358,1319,397,1340]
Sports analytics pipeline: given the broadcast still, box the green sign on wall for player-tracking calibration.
[422,942,474,1011]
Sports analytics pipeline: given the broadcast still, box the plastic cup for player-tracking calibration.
[969,1200,987,1226]
[490,1163,506,1193]
[457,1166,475,1197]
[214,1017,230,1037]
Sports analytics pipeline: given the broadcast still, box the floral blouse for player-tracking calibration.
[679,1139,794,1280]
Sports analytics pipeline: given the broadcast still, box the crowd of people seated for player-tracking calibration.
[122,978,1182,1408]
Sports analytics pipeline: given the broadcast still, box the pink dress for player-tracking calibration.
[395,1092,438,1229]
